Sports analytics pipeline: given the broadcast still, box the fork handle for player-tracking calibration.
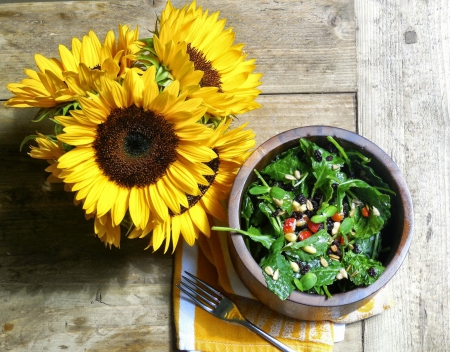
[237,319,297,352]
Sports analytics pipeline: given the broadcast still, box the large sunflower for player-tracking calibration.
[129,118,255,252]
[147,0,262,117]
[55,67,218,242]
[6,24,140,108]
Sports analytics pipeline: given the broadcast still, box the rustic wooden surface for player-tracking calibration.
[0,0,448,351]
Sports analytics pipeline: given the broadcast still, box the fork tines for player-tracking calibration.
[176,271,223,313]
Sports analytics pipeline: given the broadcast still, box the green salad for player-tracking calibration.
[215,136,395,300]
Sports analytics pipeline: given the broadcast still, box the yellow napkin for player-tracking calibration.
[173,224,394,351]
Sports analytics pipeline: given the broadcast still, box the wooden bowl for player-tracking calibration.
[227,126,414,321]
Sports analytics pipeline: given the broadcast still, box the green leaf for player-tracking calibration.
[261,146,308,182]
[343,251,385,286]
[260,235,295,300]
[19,135,39,151]
[310,205,337,223]
[294,273,317,291]
[240,193,254,229]
[249,185,270,195]
[270,186,286,199]
[339,217,354,235]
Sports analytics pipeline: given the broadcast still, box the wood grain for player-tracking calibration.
[355,0,450,351]
[0,0,355,100]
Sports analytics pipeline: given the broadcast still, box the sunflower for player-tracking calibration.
[129,118,255,252]
[28,133,68,184]
[147,0,262,117]
[5,24,140,109]
[55,67,218,245]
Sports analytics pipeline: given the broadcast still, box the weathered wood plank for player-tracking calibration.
[0,93,356,351]
[0,0,356,100]
[355,1,450,351]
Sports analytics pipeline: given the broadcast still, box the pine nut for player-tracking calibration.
[330,244,338,252]
[372,206,380,216]
[340,268,348,279]
[294,170,301,179]
[299,204,307,212]
[336,273,343,280]
[273,198,283,207]
[296,218,306,227]
[264,266,274,276]
[273,269,280,281]
[290,261,300,272]
[284,232,297,243]
[306,199,314,211]
[320,257,329,268]
[302,245,317,254]
[292,200,302,212]
[329,254,341,261]
[332,164,340,170]
[284,174,297,181]
[331,221,341,235]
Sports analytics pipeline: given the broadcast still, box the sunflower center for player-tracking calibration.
[172,150,220,216]
[124,132,151,158]
[93,105,179,188]
[186,43,223,92]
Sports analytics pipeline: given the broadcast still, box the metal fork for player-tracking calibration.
[176,271,297,352]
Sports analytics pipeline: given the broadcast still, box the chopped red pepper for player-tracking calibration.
[307,220,321,233]
[331,212,344,222]
[298,229,313,241]
[337,235,345,245]
[361,206,370,217]
[283,218,297,234]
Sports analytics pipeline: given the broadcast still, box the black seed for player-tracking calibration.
[292,211,303,220]
[310,198,319,211]
[326,219,333,232]
[295,194,307,204]
[300,264,310,275]
[272,209,282,217]
[326,143,338,154]
[314,149,322,162]
[326,155,333,161]
[367,267,377,277]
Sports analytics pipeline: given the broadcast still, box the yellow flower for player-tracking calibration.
[28,133,67,185]
[55,67,218,247]
[129,118,255,252]
[5,25,140,108]
[152,0,262,117]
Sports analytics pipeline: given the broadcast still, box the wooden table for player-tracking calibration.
[0,1,448,351]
